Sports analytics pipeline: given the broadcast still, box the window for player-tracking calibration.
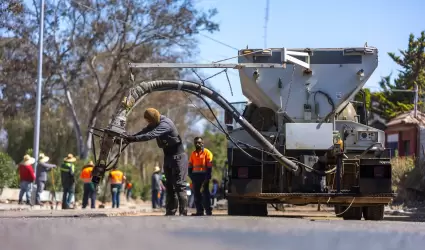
[387,142,398,158]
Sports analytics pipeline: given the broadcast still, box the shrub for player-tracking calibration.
[391,156,425,203]
[0,152,19,193]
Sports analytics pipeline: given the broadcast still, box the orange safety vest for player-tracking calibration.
[80,167,93,183]
[189,148,213,173]
[110,170,124,184]
[127,183,133,189]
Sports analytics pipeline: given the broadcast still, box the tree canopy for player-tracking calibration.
[371,31,425,121]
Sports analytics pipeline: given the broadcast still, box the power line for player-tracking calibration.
[263,0,270,48]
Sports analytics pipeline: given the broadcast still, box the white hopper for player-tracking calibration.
[237,47,378,122]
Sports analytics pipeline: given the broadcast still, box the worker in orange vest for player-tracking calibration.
[125,181,133,201]
[80,161,96,209]
[108,166,126,208]
[188,136,214,216]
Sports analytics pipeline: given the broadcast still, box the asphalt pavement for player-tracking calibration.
[1,210,425,250]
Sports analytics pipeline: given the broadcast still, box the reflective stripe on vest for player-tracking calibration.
[61,162,74,173]
[192,166,207,173]
[80,167,93,183]
[189,148,213,173]
[110,170,123,184]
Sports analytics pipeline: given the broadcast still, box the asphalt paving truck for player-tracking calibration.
[89,45,395,221]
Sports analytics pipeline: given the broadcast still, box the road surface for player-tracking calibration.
[1,209,425,250]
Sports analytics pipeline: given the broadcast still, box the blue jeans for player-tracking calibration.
[62,184,75,209]
[111,184,122,208]
[126,188,132,201]
[19,181,32,204]
[82,183,96,209]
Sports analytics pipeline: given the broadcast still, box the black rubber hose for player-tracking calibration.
[115,80,300,174]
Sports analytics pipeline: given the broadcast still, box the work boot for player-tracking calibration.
[191,212,204,216]
[177,191,188,216]
[165,210,176,216]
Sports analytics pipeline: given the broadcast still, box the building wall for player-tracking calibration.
[385,124,417,157]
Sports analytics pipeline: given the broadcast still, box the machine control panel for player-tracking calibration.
[357,131,378,142]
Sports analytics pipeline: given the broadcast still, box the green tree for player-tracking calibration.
[371,31,425,120]
[0,152,19,193]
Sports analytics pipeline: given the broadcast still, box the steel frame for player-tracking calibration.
[128,48,311,70]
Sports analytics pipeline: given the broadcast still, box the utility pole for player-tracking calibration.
[414,83,419,118]
[263,0,270,48]
[32,0,45,201]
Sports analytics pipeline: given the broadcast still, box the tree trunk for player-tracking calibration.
[123,147,128,165]
[130,144,136,166]
[65,89,84,158]
[139,162,145,185]
[83,117,97,160]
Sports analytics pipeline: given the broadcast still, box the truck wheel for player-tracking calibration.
[227,201,250,216]
[362,205,384,221]
[341,206,362,220]
[334,205,343,217]
[227,201,267,216]
[249,204,268,217]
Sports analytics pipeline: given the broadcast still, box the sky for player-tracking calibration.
[5,0,424,136]
[192,0,425,103]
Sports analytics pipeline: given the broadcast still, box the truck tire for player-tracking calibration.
[334,205,343,217]
[362,205,385,221]
[249,204,268,217]
[228,201,268,216]
[227,201,250,216]
[341,206,362,220]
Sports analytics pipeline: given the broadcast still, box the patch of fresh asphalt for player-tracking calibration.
[1,214,425,250]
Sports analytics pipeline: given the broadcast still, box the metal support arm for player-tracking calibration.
[281,48,311,69]
[129,47,311,70]
[129,63,286,69]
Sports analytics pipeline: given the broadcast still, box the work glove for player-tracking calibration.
[124,135,138,143]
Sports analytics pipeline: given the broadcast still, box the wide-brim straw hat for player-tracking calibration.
[21,154,35,165]
[154,166,161,172]
[39,153,50,163]
[64,153,77,162]
[84,161,94,167]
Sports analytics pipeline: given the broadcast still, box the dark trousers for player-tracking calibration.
[126,188,132,201]
[35,180,45,204]
[160,190,166,207]
[111,184,122,208]
[62,184,75,209]
[163,153,188,215]
[191,175,211,215]
[152,189,160,208]
[82,183,96,209]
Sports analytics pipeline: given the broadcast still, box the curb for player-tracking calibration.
[0,208,154,218]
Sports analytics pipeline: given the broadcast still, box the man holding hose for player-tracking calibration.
[124,108,188,216]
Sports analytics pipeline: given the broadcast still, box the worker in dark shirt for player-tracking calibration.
[35,153,57,206]
[125,108,188,216]
[60,154,77,209]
